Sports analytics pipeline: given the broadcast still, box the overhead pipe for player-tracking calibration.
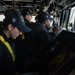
[58,2,75,13]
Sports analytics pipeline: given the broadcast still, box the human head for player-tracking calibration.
[22,9,32,22]
[38,12,54,29]
[1,9,31,39]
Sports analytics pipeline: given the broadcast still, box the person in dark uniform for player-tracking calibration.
[21,8,33,44]
[0,9,31,75]
[22,8,32,25]
[38,12,61,41]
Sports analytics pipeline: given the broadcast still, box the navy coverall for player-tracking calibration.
[0,30,16,75]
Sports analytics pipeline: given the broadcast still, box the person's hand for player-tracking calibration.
[53,25,61,32]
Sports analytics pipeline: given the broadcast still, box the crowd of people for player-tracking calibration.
[0,8,61,75]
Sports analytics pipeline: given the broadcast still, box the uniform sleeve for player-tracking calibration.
[37,29,49,45]
[35,28,50,53]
